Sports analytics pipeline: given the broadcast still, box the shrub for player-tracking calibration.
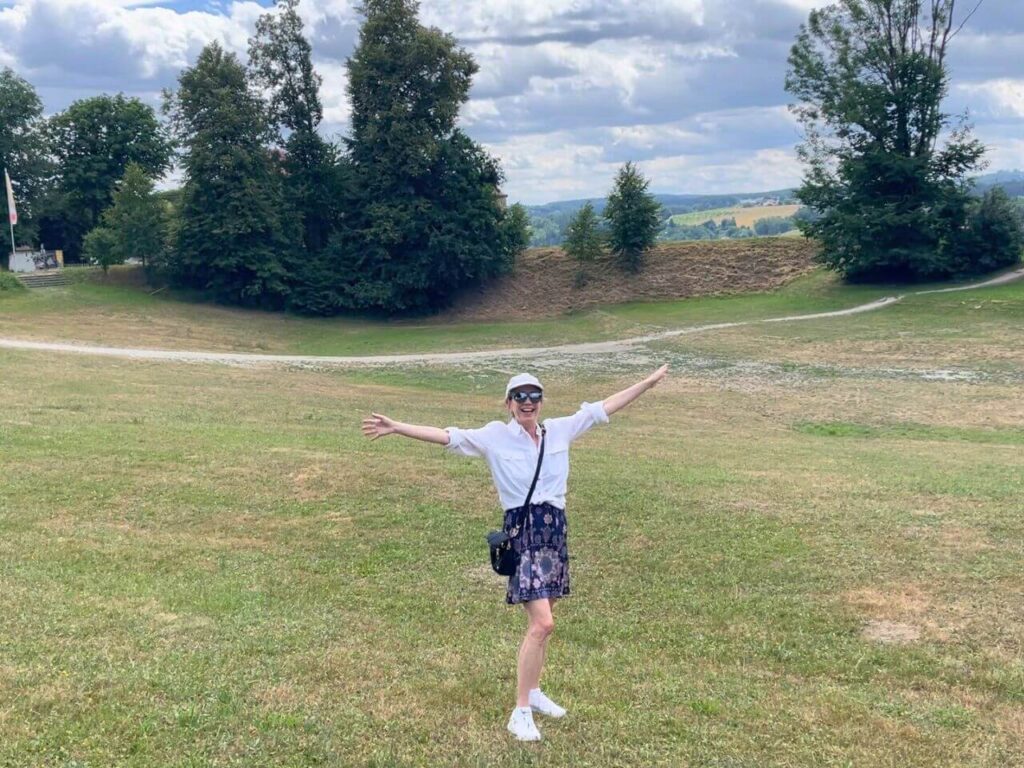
[82,227,122,274]
[0,270,26,293]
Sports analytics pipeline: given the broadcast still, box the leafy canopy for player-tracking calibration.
[0,67,49,242]
[164,43,291,307]
[786,0,1018,281]
[249,0,340,257]
[314,0,517,314]
[44,94,172,261]
[100,163,165,269]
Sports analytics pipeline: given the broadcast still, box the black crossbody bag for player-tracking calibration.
[486,427,546,576]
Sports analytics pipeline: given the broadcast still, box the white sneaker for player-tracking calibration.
[507,707,542,741]
[529,689,567,718]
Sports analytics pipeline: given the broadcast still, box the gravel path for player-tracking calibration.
[1,267,1021,367]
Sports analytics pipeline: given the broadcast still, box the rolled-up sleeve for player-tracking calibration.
[554,401,609,443]
[445,426,489,458]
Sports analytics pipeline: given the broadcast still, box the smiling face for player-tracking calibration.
[507,385,544,430]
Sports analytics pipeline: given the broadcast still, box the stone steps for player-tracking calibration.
[17,270,67,288]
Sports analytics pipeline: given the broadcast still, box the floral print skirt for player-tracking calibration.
[502,502,570,605]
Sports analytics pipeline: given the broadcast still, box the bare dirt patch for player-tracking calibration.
[448,238,819,321]
[936,524,994,554]
[845,585,971,644]
[861,620,922,644]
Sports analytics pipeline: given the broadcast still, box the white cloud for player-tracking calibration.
[957,78,1024,118]
[0,0,1019,202]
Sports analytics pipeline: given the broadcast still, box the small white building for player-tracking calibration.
[9,247,37,273]
[8,247,62,272]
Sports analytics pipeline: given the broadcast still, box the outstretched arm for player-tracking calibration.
[602,364,669,417]
[361,413,450,445]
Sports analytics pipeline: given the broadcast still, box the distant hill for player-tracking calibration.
[524,171,1024,247]
[972,170,1024,197]
[525,188,799,247]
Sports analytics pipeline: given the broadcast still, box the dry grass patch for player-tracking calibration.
[844,585,976,644]
[449,237,819,320]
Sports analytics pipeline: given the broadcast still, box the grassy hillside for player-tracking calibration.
[0,241,868,355]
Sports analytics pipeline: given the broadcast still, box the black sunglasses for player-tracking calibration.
[510,391,543,404]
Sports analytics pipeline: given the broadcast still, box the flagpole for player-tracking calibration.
[4,168,14,263]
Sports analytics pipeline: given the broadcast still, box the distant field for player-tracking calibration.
[670,204,802,227]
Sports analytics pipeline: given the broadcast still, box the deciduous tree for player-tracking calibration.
[82,226,120,274]
[786,0,1015,281]
[0,68,50,246]
[248,0,340,257]
[43,94,171,261]
[100,163,165,269]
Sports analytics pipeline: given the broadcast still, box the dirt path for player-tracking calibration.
[1,268,1021,367]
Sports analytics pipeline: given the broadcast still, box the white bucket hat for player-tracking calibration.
[505,373,544,399]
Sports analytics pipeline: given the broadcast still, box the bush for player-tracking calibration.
[0,270,26,293]
[948,188,1024,276]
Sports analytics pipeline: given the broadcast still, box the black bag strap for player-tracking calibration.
[512,426,546,532]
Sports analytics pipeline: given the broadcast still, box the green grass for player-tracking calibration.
[2,267,1023,765]
[655,272,1024,372]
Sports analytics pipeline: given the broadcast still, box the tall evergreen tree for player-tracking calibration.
[164,43,291,307]
[325,0,515,314]
[43,94,172,261]
[786,0,1014,281]
[563,202,603,284]
[604,162,661,273]
[248,0,340,257]
[0,68,50,248]
[951,187,1024,275]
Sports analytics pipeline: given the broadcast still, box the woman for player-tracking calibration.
[361,364,668,741]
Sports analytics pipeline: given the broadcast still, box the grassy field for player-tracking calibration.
[669,204,802,228]
[1,271,1023,766]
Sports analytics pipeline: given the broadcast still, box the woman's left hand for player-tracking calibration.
[645,364,669,388]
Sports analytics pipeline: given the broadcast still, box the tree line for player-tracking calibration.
[1,0,530,315]
[2,0,1021,313]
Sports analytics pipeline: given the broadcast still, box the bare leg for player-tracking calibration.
[540,598,556,669]
[516,598,554,708]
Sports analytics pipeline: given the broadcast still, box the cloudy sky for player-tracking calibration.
[0,0,1020,204]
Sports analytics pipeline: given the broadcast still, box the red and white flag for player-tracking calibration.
[4,169,16,226]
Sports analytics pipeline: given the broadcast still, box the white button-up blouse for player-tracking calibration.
[445,401,610,511]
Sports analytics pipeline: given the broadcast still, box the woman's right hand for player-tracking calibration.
[362,412,397,440]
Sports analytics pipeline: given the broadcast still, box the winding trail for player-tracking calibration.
[1,268,1021,367]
